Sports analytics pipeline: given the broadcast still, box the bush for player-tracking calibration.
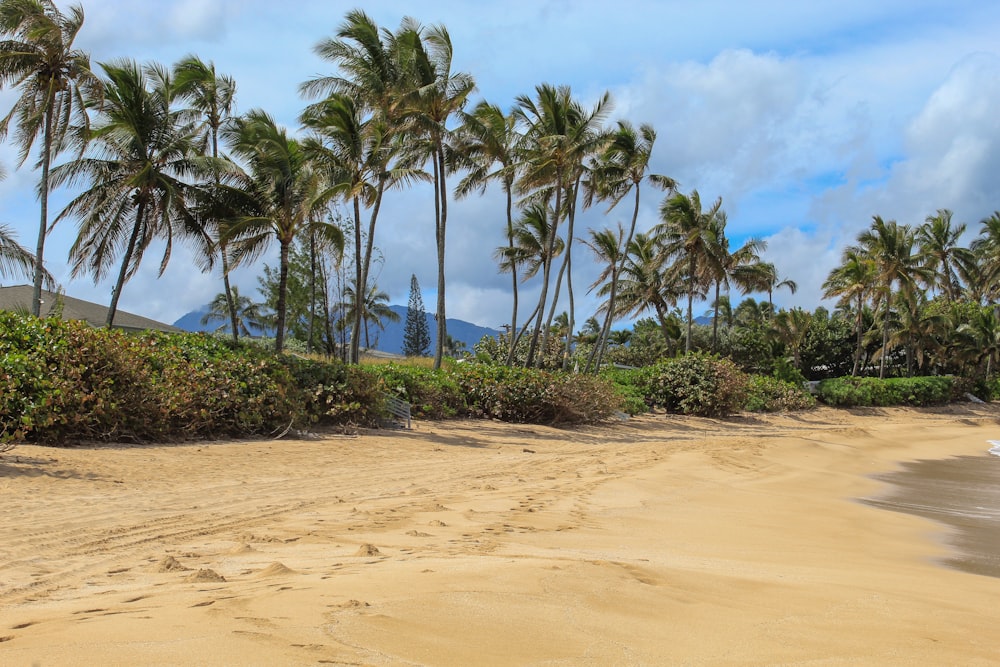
[636,354,749,417]
[453,363,621,425]
[744,375,816,412]
[369,363,466,419]
[816,376,953,408]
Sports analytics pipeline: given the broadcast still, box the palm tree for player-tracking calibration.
[657,190,721,353]
[341,281,400,349]
[587,120,675,367]
[613,231,684,351]
[856,216,932,378]
[580,222,625,371]
[771,307,812,370]
[172,55,241,340]
[50,59,209,327]
[301,10,419,363]
[398,20,475,369]
[200,285,265,337]
[454,101,522,363]
[917,209,974,302]
[887,289,947,376]
[221,109,344,353]
[705,211,767,351]
[971,211,1000,305]
[957,305,1000,377]
[515,83,611,367]
[0,222,39,282]
[0,0,100,315]
[823,246,877,376]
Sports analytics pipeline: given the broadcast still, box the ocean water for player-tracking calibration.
[863,444,1000,578]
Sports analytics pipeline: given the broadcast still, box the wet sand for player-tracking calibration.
[866,453,1000,578]
[2,405,1000,665]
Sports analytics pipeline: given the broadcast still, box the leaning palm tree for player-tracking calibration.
[587,120,675,366]
[612,231,684,351]
[453,101,522,362]
[580,222,625,372]
[221,109,344,353]
[51,59,209,327]
[656,189,722,353]
[0,0,100,315]
[172,55,241,340]
[971,211,1000,305]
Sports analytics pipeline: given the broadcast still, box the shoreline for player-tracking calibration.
[2,405,999,664]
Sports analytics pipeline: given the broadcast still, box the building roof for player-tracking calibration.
[0,285,183,333]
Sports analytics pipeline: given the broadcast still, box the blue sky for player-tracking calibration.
[3,0,1000,329]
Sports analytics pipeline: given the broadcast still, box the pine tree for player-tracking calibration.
[403,274,431,356]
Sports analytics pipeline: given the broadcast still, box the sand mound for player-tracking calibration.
[354,544,381,557]
[256,562,296,577]
[227,543,257,555]
[185,568,226,583]
[155,555,189,572]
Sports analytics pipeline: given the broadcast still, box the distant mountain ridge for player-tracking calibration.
[172,304,500,355]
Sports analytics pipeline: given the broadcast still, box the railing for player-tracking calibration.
[383,394,412,429]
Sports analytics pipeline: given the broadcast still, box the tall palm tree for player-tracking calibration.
[657,189,721,353]
[823,246,877,376]
[917,209,974,302]
[301,10,416,363]
[50,59,208,327]
[886,288,947,376]
[856,216,932,378]
[0,0,100,315]
[454,101,522,363]
[172,55,241,340]
[222,109,344,353]
[587,120,675,367]
[957,305,1000,377]
[753,261,798,312]
[515,83,611,367]
[398,19,475,369]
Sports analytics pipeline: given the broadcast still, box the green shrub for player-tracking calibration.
[369,363,466,419]
[639,354,749,417]
[453,363,621,425]
[744,375,816,412]
[816,376,953,407]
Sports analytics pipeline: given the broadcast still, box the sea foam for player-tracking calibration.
[989,440,1000,457]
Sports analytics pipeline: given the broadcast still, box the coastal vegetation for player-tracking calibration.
[1,2,999,444]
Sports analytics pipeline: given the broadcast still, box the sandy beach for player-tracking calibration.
[2,405,1000,665]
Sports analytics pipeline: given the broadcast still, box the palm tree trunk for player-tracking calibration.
[308,231,317,352]
[852,297,863,376]
[504,183,519,367]
[275,238,291,353]
[685,253,695,353]
[31,102,55,318]
[354,182,384,363]
[527,187,561,366]
[221,245,239,342]
[433,145,448,370]
[880,289,890,379]
[107,201,146,328]
[711,281,721,352]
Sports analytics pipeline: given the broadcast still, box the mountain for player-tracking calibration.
[172,304,500,355]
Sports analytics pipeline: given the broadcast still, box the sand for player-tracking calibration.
[1,405,999,665]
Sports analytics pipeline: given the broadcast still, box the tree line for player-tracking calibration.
[1,1,999,382]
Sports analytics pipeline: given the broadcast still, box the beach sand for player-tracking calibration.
[2,405,999,665]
